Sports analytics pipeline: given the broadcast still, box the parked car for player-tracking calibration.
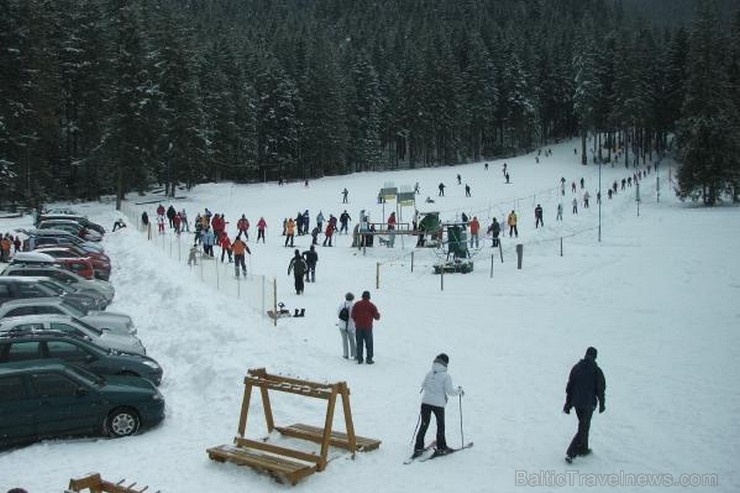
[2,263,114,303]
[37,219,103,242]
[11,251,97,280]
[0,331,163,385]
[0,360,164,447]
[32,247,110,280]
[23,229,105,254]
[0,276,107,311]
[0,297,136,336]
[0,315,145,354]
[36,214,106,235]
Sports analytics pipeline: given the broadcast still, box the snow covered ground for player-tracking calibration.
[1,140,739,493]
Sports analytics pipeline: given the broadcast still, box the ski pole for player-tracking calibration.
[459,393,465,448]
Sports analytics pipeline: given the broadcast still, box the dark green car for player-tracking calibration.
[0,331,163,385]
[0,360,165,447]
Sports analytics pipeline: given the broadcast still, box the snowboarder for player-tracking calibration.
[287,249,307,295]
[351,290,380,364]
[411,353,464,458]
[337,292,356,360]
[563,347,606,463]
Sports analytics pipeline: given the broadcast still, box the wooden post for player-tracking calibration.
[410,251,414,273]
[498,241,504,263]
[272,278,277,327]
[318,390,338,471]
[339,382,357,456]
[237,381,253,437]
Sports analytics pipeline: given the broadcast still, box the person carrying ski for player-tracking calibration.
[412,353,464,458]
[287,249,307,295]
[563,346,606,463]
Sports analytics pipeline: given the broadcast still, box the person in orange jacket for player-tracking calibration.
[284,218,296,247]
[469,216,480,248]
[232,235,251,277]
[507,210,518,238]
[219,232,233,263]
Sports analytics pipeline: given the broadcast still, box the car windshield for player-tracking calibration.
[72,318,103,336]
[65,365,104,386]
[60,300,88,317]
[38,279,73,294]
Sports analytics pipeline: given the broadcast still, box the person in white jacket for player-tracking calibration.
[337,292,356,359]
[412,353,464,457]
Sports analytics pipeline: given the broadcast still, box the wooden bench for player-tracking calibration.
[207,444,316,486]
[67,473,158,493]
[276,423,381,452]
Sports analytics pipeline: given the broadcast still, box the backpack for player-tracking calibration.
[339,306,350,322]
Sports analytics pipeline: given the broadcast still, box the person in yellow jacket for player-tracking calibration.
[507,210,518,237]
[284,218,296,247]
[232,235,251,277]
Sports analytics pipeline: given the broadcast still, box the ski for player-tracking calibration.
[403,441,436,465]
[418,442,474,462]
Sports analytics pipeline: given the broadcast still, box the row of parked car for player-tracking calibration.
[0,210,166,448]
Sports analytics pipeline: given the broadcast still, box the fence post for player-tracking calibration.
[560,237,563,257]
[440,266,444,291]
[516,244,524,270]
[410,251,414,273]
[215,256,220,289]
[376,262,380,290]
[490,254,494,278]
[272,278,277,327]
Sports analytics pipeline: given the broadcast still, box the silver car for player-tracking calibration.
[0,297,136,336]
[0,314,146,355]
[1,263,114,303]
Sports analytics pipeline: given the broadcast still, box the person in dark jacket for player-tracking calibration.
[287,249,307,294]
[302,245,318,282]
[351,290,380,364]
[563,346,606,463]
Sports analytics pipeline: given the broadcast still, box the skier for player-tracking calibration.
[583,191,590,209]
[563,347,606,463]
[507,210,518,237]
[337,292,356,360]
[572,197,578,214]
[141,211,149,231]
[438,182,446,196]
[287,249,307,295]
[465,184,471,197]
[302,245,318,282]
[166,205,177,228]
[556,203,563,221]
[534,204,544,229]
[341,188,349,203]
[487,217,501,247]
[232,235,251,277]
[316,211,325,232]
[339,210,351,234]
[469,216,480,248]
[219,232,233,263]
[411,353,464,458]
[256,217,267,243]
[456,173,461,185]
[237,214,250,240]
[284,218,295,247]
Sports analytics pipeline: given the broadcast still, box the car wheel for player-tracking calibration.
[107,408,140,437]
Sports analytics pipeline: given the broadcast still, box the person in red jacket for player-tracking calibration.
[351,290,381,364]
[219,232,233,263]
[256,217,267,243]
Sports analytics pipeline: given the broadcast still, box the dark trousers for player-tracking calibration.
[234,254,246,276]
[294,275,305,294]
[567,406,594,458]
[415,403,446,450]
[257,229,265,243]
[355,327,373,362]
[305,266,315,282]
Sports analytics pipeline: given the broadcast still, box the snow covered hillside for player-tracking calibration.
[1,140,738,493]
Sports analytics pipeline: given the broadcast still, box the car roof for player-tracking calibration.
[0,329,97,347]
[10,251,57,263]
[0,359,70,376]
[0,275,55,283]
[0,314,76,325]
[0,297,66,307]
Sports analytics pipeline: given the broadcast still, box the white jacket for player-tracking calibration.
[420,362,461,408]
[337,300,355,331]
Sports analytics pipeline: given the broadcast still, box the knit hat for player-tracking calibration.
[361,290,371,300]
[434,353,449,367]
[585,347,598,360]
[345,292,355,301]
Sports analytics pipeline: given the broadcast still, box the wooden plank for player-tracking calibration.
[276,423,381,452]
[233,437,320,464]
[207,444,316,485]
[339,382,358,454]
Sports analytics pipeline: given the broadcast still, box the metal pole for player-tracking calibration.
[410,251,414,273]
[598,159,602,242]
[490,254,494,278]
[560,237,563,257]
[273,278,277,327]
[376,262,380,290]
